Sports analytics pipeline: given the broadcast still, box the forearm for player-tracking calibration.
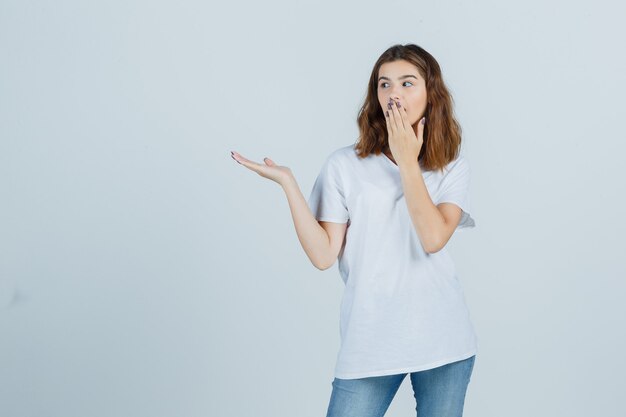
[398,162,445,253]
[281,176,333,270]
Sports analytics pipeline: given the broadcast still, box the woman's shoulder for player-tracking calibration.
[426,153,470,180]
[325,144,358,165]
[443,153,470,172]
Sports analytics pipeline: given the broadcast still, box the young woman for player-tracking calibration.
[230,43,478,417]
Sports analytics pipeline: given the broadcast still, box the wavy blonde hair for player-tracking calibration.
[354,43,463,172]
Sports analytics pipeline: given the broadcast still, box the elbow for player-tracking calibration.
[314,257,335,271]
[316,261,334,271]
[424,238,443,254]
[313,262,327,271]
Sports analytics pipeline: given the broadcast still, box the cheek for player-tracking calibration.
[408,96,426,111]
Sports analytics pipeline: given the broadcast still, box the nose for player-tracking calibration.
[388,91,402,102]
[387,95,402,106]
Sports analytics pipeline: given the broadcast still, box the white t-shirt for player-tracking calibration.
[307,144,478,380]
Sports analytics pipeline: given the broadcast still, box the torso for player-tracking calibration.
[383,151,397,166]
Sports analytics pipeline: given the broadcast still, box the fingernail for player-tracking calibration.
[421,117,426,125]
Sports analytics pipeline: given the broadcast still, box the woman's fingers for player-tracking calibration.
[387,100,395,135]
[386,100,396,138]
[231,151,292,186]
[231,151,255,167]
[231,151,265,172]
[391,98,405,130]
[417,115,425,143]
[231,151,242,165]
[232,151,273,168]
[384,106,392,137]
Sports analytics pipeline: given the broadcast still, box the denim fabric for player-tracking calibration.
[325,355,476,417]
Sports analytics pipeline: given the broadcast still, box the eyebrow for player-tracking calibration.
[378,75,418,82]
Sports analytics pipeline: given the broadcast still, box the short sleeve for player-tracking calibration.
[436,156,476,230]
[307,155,350,224]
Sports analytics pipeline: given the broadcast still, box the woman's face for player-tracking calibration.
[376,60,428,130]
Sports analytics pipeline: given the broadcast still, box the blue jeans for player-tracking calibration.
[325,355,476,417]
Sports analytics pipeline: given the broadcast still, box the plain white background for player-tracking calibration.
[1,0,625,416]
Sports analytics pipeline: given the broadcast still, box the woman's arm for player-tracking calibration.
[398,163,462,254]
[230,151,344,270]
[385,105,461,254]
[281,176,347,270]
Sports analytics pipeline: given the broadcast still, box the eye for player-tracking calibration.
[379,81,414,88]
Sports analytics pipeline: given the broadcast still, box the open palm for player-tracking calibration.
[231,151,293,186]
